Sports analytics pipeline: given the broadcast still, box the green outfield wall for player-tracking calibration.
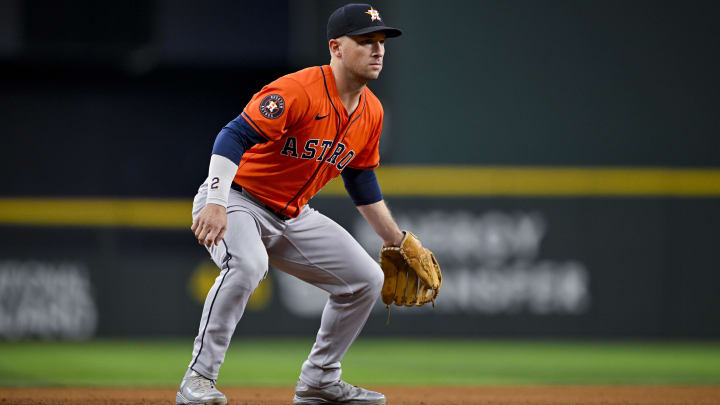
[1,185,718,339]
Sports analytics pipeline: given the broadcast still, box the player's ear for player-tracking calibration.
[329,38,343,59]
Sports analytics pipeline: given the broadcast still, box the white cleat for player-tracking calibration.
[293,379,386,405]
[176,373,227,405]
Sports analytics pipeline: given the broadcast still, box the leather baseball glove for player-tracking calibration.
[379,232,442,310]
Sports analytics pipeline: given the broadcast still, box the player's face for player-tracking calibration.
[341,32,386,81]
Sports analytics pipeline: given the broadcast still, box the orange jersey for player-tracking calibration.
[235,65,384,218]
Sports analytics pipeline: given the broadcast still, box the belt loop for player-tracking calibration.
[230,182,244,194]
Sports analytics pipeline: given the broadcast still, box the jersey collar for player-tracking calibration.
[323,65,365,120]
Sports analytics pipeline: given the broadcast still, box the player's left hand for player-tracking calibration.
[378,231,442,307]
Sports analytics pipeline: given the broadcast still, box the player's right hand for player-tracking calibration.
[191,203,227,248]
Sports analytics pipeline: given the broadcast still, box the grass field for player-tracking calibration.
[1,338,719,387]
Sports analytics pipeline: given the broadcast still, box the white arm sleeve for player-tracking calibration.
[205,154,239,208]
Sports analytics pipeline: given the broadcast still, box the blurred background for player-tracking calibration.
[1,0,719,348]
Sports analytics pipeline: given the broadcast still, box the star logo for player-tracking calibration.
[259,94,285,119]
[365,7,381,22]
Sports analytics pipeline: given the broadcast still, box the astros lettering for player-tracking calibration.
[280,138,356,170]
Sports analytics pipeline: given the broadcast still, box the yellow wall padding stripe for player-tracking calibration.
[0,198,191,229]
[320,166,720,197]
[1,166,720,228]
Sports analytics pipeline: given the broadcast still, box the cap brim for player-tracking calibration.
[345,26,403,38]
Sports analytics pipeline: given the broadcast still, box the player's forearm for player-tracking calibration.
[356,200,404,247]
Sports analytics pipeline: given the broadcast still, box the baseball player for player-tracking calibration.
[177,4,404,405]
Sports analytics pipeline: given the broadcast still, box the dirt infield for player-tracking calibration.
[1,386,719,405]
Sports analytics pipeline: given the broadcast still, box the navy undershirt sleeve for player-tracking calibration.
[211,114,268,164]
[341,168,383,206]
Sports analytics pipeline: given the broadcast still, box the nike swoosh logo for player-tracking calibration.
[315,114,329,120]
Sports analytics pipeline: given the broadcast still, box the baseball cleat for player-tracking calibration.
[293,379,386,404]
[176,373,227,405]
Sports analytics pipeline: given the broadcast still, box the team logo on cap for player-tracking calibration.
[259,94,285,119]
[365,7,381,21]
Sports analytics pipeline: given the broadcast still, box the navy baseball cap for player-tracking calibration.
[327,3,403,41]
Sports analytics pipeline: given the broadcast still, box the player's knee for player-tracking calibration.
[232,254,268,289]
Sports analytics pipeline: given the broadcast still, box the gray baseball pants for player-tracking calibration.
[186,183,383,387]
